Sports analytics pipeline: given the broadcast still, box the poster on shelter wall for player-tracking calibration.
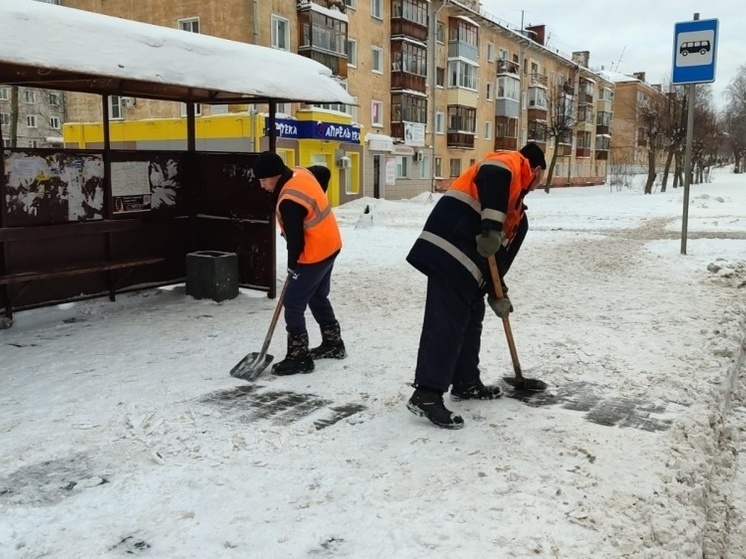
[110,156,182,215]
[2,151,105,226]
[112,160,150,214]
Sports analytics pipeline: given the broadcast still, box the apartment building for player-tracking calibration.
[0,86,66,149]
[601,70,670,174]
[60,0,618,200]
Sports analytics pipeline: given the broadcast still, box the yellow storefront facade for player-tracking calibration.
[63,109,363,207]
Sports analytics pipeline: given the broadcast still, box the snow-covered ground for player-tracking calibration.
[1,168,745,558]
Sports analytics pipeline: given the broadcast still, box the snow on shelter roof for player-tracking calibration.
[0,1,356,106]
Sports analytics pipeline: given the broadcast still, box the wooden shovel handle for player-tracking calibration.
[487,255,523,380]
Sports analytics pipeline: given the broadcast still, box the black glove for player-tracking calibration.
[488,294,513,318]
[475,229,504,257]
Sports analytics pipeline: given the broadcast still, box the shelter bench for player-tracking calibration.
[0,220,166,322]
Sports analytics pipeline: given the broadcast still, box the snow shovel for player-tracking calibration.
[230,273,291,381]
[487,255,548,392]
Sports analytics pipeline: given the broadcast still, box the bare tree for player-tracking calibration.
[658,84,687,192]
[543,68,578,193]
[9,86,19,148]
[725,63,746,173]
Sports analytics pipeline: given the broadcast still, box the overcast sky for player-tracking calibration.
[480,0,744,110]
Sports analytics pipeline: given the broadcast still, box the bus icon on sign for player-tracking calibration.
[679,40,711,56]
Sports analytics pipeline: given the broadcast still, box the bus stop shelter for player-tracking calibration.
[0,1,355,324]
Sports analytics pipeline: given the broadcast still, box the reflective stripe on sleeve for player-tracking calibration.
[481,208,506,223]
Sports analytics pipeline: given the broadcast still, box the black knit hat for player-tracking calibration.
[252,151,288,179]
[519,142,547,170]
[306,165,331,192]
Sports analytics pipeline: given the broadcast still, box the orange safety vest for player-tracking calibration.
[276,167,342,264]
[448,150,534,244]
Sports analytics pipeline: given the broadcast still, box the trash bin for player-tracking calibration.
[185,251,239,302]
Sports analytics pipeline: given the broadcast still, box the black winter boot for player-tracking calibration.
[272,331,315,376]
[309,320,347,360]
[407,387,464,430]
[450,379,503,401]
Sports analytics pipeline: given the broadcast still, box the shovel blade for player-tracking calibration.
[230,352,274,381]
[503,376,548,392]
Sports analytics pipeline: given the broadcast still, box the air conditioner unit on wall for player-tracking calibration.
[336,156,352,168]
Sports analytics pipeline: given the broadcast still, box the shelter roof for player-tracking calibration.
[0,1,356,106]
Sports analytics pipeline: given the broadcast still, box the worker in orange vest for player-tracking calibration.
[406,143,546,429]
[252,152,347,375]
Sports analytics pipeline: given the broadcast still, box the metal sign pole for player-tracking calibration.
[681,81,695,255]
[680,12,700,256]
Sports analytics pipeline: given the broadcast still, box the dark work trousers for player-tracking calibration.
[283,256,338,335]
[414,275,485,393]
[413,213,529,393]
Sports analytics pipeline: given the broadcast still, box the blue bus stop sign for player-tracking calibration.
[672,18,718,84]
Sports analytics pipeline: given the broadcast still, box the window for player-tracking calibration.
[26,115,37,128]
[447,61,478,90]
[498,48,508,61]
[596,111,612,126]
[396,156,409,179]
[436,22,445,43]
[371,0,382,19]
[485,121,492,139]
[180,103,203,117]
[371,47,383,73]
[109,96,123,120]
[486,82,493,101]
[49,93,60,106]
[392,41,427,76]
[419,156,429,179]
[528,121,546,142]
[577,131,592,150]
[435,157,442,178]
[271,15,289,50]
[24,90,36,103]
[497,76,519,100]
[486,42,494,62]
[347,39,357,67]
[435,111,445,134]
[29,140,39,148]
[345,0,357,8]
[436,67,445,88]
[447,106,476,133]
[178,18,200,33]
[449,158,461,177]
[50,116,61,129]
[391,93,427,123]
[371,100,384,126]
[0,88,9,101]
[0,113,9,126]
[527,87,546,108]
[2,139,11,148]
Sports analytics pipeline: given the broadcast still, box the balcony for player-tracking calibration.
[556,144,572,157]
[391,70,426,93]
[494,136,518,151]
[391,18,428,42]
[596,124,610,135]
[575,147,591,158]
[496,59,520,75]
[447,132,475,149]
[529,72,548,87]
[595,150,609,160]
